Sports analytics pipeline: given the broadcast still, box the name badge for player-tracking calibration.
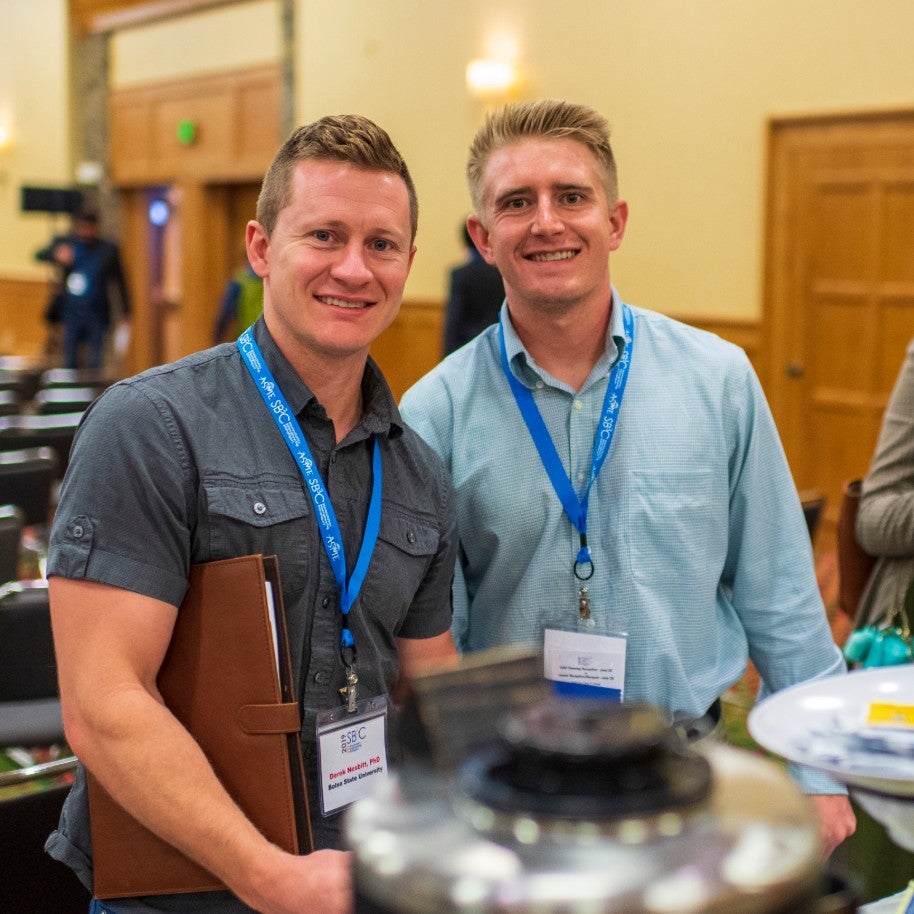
[67,271,88,296]
[316,696,389,816]
[543,627,628,702]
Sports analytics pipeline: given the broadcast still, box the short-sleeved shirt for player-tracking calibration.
[45,318,456,912]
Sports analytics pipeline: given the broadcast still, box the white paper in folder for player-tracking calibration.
[265,581,280,675]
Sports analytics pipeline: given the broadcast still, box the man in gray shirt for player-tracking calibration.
[46,115,457,914]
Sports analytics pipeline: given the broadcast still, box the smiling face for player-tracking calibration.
[246,159,416,372]
[467,137,627,320]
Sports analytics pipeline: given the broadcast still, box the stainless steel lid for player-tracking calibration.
[347,700,824,913]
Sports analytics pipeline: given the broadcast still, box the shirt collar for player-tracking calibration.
[500,287,631,390]
[250,318,403,440]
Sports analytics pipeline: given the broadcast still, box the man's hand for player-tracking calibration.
[53,242,75,266]
[810,794,856,856]
[241,847,352,914]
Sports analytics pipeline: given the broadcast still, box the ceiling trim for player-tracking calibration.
[72,0,245,34]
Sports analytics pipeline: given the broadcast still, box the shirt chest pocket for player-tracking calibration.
[204,480,311,593]
[360,511,440,633]
[627,468,725,589]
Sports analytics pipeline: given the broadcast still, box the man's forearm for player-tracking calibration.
[68,684,284,901]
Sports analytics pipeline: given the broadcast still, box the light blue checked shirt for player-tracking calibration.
[401,290,847,793]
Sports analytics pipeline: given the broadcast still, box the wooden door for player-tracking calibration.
[765,113,914,537]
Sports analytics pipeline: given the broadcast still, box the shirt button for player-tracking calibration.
[314,671,328,684]
[253,502,267,515]
[321,596,331,608]
[573,400,584,410]
[406,531,416,545]
[330,454,337,464]
[304,747,314,759]
[71,524,84,538]
[535,380,544,390]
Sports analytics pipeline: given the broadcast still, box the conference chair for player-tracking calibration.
[32,386,99,416]
[38,367,116,393]
[0,576,87,910]
[0,504,22,586]
[0,579,61,746]
[0,389,21,417]
[0,412,82,480]
[0,358,44,403]
[0,446,57,527]
[0,370,40,404]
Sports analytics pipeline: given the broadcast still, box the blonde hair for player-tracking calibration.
[466,99,618,214]
[257,114,418,240]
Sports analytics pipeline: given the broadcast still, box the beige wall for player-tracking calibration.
[5,0,914,319]
[110,0,280,88]
[0,0,71,278]
[297,0,914,316]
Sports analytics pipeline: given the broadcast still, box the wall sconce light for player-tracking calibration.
[466,58,519,102]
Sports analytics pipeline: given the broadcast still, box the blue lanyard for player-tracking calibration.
[237,329,382,666]
[498,304,634,580]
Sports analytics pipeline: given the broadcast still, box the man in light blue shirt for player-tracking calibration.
[400,98,856,854]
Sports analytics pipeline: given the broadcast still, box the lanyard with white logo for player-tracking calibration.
[238,328,382,711]
[498,304,634,619]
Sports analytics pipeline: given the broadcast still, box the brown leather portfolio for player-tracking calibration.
[87,554,312,899]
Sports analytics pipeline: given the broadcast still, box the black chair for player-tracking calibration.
[0,369,41,404]
[39,367,116,392]
[0,358,45,402]
[0,447,57,527]
[0,389,21,417]
[0,579,63,747]
[0,577,86,911]
[799,489,827,544]
[0,504,23,585]
[0,413,82,479]
[33,386,99,416]
[0,758,88,912]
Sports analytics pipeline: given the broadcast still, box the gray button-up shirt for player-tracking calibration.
[46,318,456,912]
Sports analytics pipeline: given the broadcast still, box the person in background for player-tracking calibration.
[35,209,130,370]
[46,114,457,914]
[855,338,914,630]
[442,221,504,355]
[400,98,856,855]
[213,250,265,343]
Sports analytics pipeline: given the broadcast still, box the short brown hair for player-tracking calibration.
[256,114,418,240]
[466,99,618,215]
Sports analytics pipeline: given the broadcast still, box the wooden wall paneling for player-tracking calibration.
[109,93,156,182]
[370,300,444,402]
[72,1,233,34]
[232,70,283,172]
[0,276,52,361]
[368,304,764,406]
[118,188,154,374]
[155,89,235,178]
[678,317,764,385]
[171,181,211,359]
[109,66,281,186]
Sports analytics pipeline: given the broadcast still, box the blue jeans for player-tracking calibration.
[90,901,117,914]
[63,311,105,370]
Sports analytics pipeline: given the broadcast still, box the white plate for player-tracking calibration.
[747,666,914,797]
